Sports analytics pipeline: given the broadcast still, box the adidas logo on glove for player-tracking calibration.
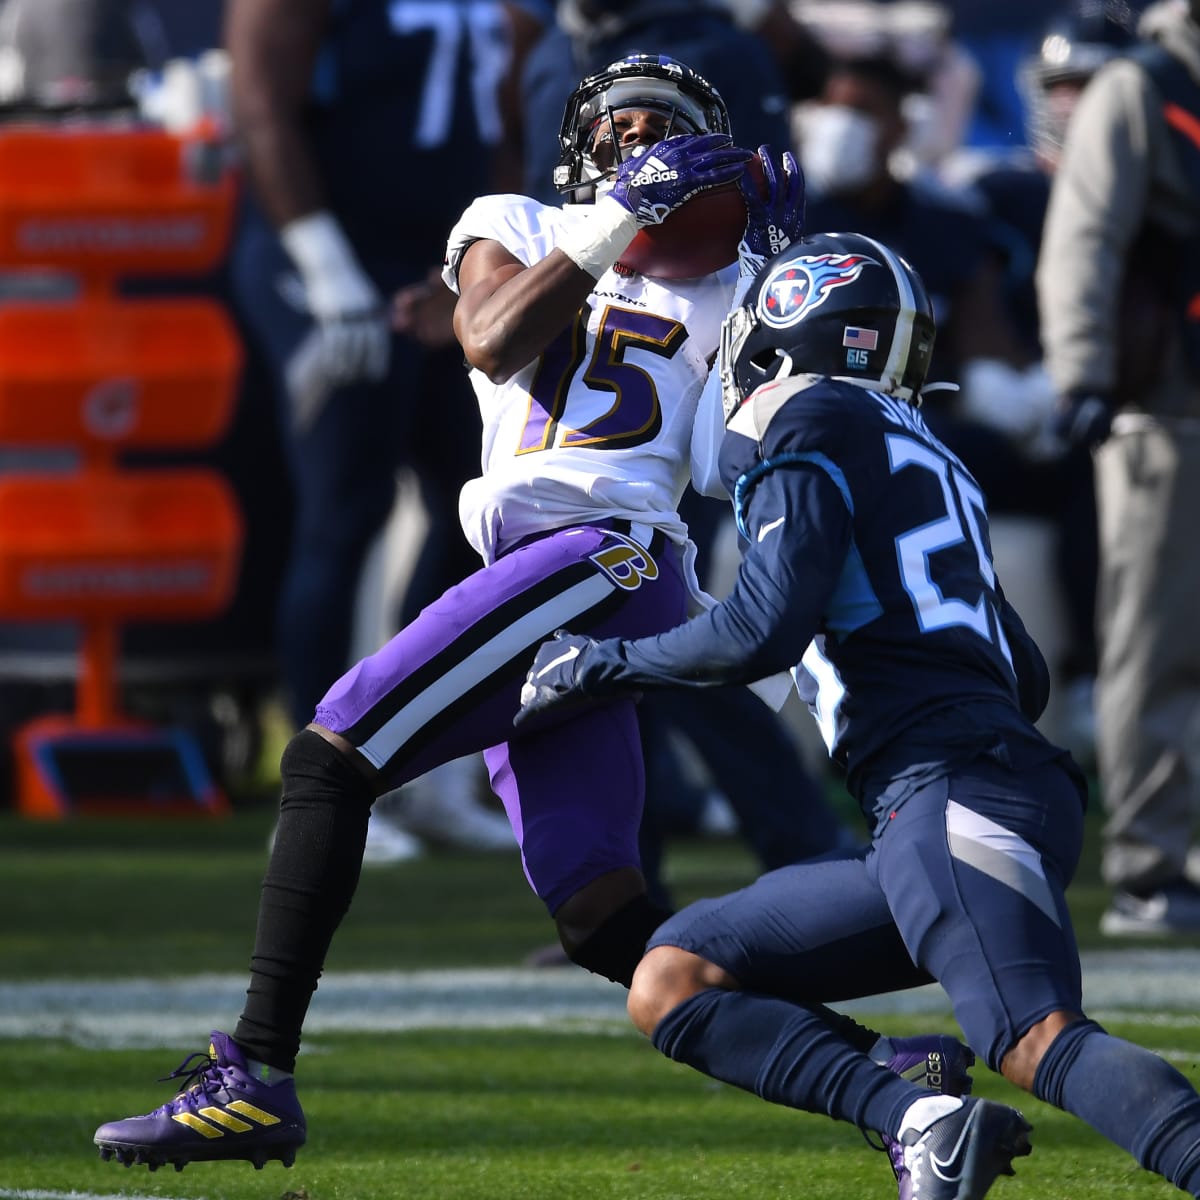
[629,158,678,187]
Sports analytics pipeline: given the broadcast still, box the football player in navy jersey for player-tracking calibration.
[517,233,1200,1200]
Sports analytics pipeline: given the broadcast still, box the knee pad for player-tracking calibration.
[280,728,376,811]
[567,894,674,987]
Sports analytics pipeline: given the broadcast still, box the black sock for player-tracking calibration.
[568,894,674,987]
[234,730,375,1072]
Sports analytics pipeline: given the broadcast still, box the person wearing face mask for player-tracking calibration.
[798,53,1028,394]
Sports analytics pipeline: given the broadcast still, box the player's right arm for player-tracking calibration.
[224,0,328,228]
[453,133,752,384]
[452,237,602,385]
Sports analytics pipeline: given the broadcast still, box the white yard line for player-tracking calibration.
[3,952,1200,1047]
[0,1192,205,1200]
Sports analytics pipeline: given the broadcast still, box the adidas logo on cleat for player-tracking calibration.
[170,1098,284,1139]
[93,1031,306,1172]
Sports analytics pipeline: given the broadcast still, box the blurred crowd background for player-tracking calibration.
[1,0,1194,930]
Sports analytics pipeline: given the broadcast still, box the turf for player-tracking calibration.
[3,792,1200,1198]
[6,1023,1197,1199]
[3,788,1198,980]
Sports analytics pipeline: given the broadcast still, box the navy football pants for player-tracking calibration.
[649,754,1086,1070]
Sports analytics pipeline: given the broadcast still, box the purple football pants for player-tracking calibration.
[313,522,689,912]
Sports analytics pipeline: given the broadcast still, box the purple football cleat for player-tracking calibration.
[873,1034,977,1200]
[94,1031,305,1171]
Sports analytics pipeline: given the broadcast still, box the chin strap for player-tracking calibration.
[915,380,960,409]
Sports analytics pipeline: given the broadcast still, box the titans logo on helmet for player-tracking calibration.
[758,254,877,329]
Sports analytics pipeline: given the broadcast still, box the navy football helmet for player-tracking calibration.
[554,54,731,202]
[1020,2,1143,157]
[721,232,936,412]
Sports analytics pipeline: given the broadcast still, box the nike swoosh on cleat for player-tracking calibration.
[929,1111,976,1182]
[757,516,786,542]
[535,646,581,678]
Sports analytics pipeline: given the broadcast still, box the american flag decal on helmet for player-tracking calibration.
[842,326,879,350]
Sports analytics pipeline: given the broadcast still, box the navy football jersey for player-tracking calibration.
[308,0,512,258]
[577,375,1052,801]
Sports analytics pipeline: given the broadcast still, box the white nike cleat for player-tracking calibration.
[901,1096,1032,1200]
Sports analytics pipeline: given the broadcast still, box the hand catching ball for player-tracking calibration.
[617,151,768,280]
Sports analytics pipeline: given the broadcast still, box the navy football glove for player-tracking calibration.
[737,144,805,279]
[514,631,600,729]
[609,133,752,227]
[1054,391,1114,449]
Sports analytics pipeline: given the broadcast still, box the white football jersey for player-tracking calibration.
[443,194,738,564]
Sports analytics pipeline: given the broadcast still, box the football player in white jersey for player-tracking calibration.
[95,53,950,1177]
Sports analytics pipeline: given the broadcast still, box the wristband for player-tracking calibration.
[280,210,359,279]
[556,196,640,280]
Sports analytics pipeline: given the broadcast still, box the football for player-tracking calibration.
[617,152,767,280]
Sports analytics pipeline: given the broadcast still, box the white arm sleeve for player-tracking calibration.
[689,365,729,499]
[690,274,758,498]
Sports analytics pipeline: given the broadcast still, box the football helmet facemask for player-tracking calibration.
[720,231,936,417]
[1019,2,1141,159]
[554,54,731,202]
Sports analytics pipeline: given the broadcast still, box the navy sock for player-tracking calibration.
[651,988,922,1136]
[1034,1019,1200,1195]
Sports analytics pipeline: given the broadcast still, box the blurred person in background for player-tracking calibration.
[224,0,548,852]
[0,0,166,112]
[1038,0,1200,937]
[796,52,1023,392]
[930,2,1151,768]
[791,0,983,179]
[939,0,1058,151]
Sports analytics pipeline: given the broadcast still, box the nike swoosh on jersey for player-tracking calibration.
[535,645,581,678]
[757,516,786,542]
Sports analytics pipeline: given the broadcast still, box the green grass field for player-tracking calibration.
[3,802,1200,1199]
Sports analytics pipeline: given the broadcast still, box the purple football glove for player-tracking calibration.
[737,144,805,278]
[608,133,753,227]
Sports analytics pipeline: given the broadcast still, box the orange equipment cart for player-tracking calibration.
[0,121,244,817]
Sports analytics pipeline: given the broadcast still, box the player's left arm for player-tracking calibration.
[516,460,850,724]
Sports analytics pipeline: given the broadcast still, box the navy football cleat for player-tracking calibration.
[94,1031,305,1171]
[874,1035,976,1200]
[901,1096,1032,1200]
